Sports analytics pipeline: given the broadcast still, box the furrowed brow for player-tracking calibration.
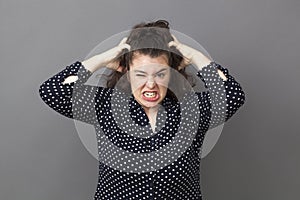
[133,70,147,74]
[155,68,168,74]
[133,68,168,74]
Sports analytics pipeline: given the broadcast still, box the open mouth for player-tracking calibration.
[142,91,159,101]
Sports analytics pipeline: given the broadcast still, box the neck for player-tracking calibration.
[144,104,162,116]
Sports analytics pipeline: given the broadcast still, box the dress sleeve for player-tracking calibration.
[195,61,246,130]
[39,61,103,125]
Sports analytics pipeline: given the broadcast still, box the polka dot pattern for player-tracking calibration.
[39,61,245,199]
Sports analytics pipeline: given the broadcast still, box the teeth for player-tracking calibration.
[144,92,156,98]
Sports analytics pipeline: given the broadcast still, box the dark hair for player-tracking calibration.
[105,20,195,100]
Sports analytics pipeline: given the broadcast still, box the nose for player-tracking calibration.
[146,76,156,88]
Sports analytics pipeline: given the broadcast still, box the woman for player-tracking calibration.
[39,20,245,200]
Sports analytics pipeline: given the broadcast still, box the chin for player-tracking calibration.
[141,101,160,109]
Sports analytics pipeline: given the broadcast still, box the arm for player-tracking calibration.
[195,61,246,129]
[39,37,130,125]
[168,35,245,129]
[38,61,104,125]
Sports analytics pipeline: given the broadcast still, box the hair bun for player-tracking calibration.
[144,20,169,29]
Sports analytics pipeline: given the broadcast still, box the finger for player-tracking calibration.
[119,37,128,45]
[121,43,131,51]
[171,34,179,43]
[178,60,188,70]
[168,41,178,48]
[178,60,186,70]
[116,66,123,72]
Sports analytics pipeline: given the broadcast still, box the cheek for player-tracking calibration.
[161,86,168,94]
[130,80,147,96]
[158,77,170,88]
[130,80,144,93]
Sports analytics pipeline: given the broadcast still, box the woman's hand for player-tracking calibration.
[168,35,211,70]
[169,35,227,81]
[102,37,131,71]
[82,37,130,73]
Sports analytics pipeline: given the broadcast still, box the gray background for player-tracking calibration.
[0,0,299,199]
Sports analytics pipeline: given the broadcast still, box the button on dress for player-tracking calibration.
[39,61,245,200]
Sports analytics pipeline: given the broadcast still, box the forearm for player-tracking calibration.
[196,62,245,128]
[39,61,100,124]
[168,35,227,81]
[81,54,107,73]
[82,38,130,73]
[62,55,107,84]
[192,51,228,81]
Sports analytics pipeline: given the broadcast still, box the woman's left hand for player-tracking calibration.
[168,34,211,70]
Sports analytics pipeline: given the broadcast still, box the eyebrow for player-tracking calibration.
[133,68,168,74]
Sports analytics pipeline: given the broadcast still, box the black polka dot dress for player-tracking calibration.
[39,61,245,200]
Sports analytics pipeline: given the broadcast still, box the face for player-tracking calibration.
[129,53,171,111]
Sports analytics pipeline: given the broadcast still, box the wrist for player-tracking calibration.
[192,52,212,70]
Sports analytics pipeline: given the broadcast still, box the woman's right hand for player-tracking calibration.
[100,37,131,70]
[82,37,131,73]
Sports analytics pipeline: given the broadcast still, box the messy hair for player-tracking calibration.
[105,20,195,100]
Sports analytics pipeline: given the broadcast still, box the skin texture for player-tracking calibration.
[128,53,171,120]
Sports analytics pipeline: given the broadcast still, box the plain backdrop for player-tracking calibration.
[0,0,299,199]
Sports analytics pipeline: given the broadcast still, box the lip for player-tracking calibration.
[141,91,160,102]
[142,90,158,93]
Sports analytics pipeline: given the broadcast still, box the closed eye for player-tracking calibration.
[136,74,146,77]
